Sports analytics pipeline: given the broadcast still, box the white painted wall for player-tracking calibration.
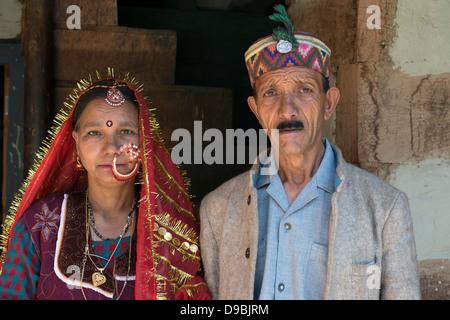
[390,159,450,260]
[388,0,450,261]
[0,0,22,39]
[390,0,450,76]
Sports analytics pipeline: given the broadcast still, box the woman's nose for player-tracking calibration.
[103,134,121,155]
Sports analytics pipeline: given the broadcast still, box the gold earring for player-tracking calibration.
[75,156,85,171]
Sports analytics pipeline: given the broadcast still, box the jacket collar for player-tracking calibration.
[330,143,347,193]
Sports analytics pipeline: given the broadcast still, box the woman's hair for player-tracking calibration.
[71,79,139,132]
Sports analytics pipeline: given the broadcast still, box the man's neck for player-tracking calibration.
[277,141,326,204]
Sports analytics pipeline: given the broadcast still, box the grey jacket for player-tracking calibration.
[199,144,421,300]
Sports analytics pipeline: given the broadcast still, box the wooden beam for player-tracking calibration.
[23,0,53,173]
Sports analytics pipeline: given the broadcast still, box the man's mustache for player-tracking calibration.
[276,120,304,131]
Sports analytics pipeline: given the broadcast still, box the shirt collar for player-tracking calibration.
[315,138,337,194]
[253,150,274,189]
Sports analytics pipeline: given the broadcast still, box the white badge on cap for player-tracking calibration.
[276,39,293,54]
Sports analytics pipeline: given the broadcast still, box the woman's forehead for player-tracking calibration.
[78,98,138,124]
[81,98,137,116]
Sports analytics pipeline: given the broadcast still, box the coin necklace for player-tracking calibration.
[81,191,136,297]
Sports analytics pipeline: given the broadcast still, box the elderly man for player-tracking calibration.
[199,5,420,300]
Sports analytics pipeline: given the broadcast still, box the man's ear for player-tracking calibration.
[324,87,340,120]
[248,96,261,123]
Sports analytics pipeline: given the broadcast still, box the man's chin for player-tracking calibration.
[277,144,306,158]
[276,136,306,153]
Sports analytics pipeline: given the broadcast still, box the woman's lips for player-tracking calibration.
[99,163,124,169]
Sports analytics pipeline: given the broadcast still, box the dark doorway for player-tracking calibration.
[117,0,285,131]
[0,43,24,226]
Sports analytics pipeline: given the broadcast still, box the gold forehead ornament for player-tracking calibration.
[105,87,126,107]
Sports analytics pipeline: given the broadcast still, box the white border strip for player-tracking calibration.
[53,194,114,299]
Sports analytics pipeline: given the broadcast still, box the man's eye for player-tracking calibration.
[263,90,276,97]
[300,87,313,94]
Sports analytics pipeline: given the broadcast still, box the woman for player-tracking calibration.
[0,70,210,300]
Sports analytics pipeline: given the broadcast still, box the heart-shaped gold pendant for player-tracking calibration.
[92,272,106,287]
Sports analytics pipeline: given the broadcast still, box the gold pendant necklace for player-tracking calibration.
[82,190,135,292]
[92,271,107,287]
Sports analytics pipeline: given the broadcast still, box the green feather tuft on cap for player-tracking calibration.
[269,4,298,49]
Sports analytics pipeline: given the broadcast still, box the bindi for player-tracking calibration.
[106,120,113,127]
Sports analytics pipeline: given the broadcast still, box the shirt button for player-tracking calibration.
[284,223,291,230]
[245,248,250,258]
[278,283,285,292]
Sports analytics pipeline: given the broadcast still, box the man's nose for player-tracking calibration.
[278,93,299,119]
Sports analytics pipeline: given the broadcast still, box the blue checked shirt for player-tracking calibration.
[253,138,340,300]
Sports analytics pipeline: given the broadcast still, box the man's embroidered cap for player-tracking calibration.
[244,4,331,88]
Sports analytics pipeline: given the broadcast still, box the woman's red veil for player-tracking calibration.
[0,69,210,300]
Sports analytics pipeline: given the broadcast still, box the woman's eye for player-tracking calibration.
[121,129,136,135]
[88,131,100,136]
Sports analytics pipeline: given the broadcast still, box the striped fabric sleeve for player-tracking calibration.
[0,218,40,300]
